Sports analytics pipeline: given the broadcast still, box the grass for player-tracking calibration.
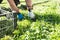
[0,0,60,40]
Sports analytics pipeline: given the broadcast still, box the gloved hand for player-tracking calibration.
[28,9,36,21]
[17,13,24,20]
[28,10,35,19]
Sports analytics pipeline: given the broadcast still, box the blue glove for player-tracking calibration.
[17,13,24,20]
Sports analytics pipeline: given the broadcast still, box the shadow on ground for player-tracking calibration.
[34,13,60,24]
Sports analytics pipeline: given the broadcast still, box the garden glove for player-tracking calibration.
[17,13,24,20]
[28,10,35,19]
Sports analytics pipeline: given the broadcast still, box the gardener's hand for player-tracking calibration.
[17,13,24,20]
[28,10,35,20]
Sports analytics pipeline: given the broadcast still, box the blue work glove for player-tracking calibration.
[17,13,24,20]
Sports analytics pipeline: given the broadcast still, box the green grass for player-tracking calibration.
[0,0,60,40]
